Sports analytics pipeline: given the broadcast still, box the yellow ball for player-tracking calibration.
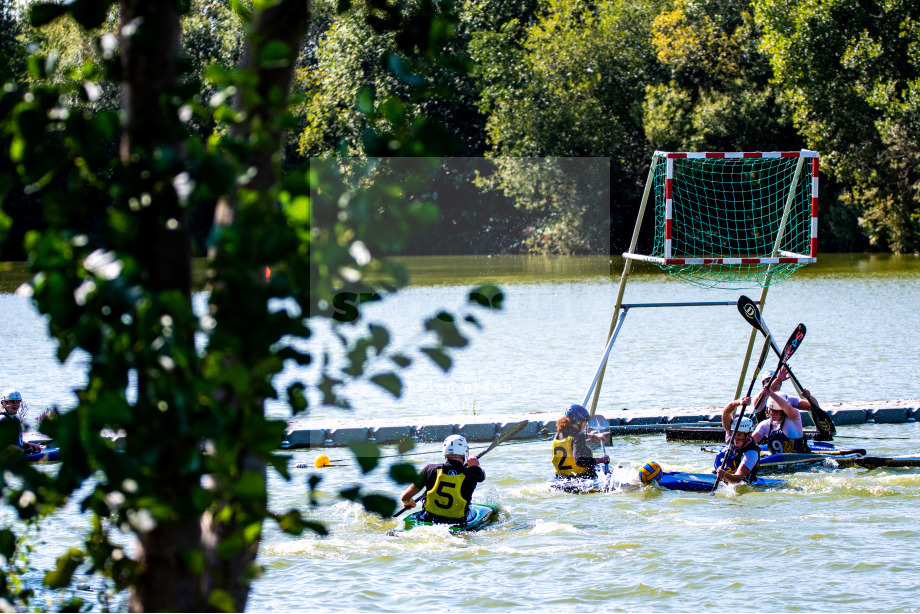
[639,461,662,484]
[314,454,330,468]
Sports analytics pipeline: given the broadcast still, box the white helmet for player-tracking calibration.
[731,416,755,434]
[442,434,468,458]
[1,390,22,402]
[767,394,788,411]
[761,369,775,384]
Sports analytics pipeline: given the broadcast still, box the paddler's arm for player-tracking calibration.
[465,455,485,482]
[716,450,756,484]
[400,467,430,509]
[400,484,421,509]
[586,431,606,444]
[793,389,813,412]
[721,397,750,431]
[765,388,798,420]
[716,466,749,484]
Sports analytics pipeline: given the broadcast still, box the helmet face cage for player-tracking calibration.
[442,435,468,458]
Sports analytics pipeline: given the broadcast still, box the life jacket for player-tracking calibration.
[714,438,761,482]
[0,414,25,448]
[423,467,470,521]
[764,414,811,454]
[552,435,590,477]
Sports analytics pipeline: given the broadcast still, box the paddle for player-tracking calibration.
[711,323,806,494]
[737,295,836,436]
[700,444,867,457]
[588,414,611,474]
[392,420,529,518]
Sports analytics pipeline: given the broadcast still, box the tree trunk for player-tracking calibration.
[203,2,309,612]
[118,2,201,611]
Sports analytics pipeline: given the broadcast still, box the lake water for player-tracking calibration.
[2,254,920,612]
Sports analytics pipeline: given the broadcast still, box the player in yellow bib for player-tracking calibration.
[399,435,485,524]
[552,404,608,479]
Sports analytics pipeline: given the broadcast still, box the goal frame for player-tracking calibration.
[586,150,821,416]
[623,150,819,266]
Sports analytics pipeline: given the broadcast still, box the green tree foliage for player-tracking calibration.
[299,0,540,255]
[642,0,865,251]
[643,0,801,152]
[0,0,30,258]
[756,0,920,253]
[299,0,480,157]
[0,0,501,611]
[0,1,25,83]
[471,0,665,253]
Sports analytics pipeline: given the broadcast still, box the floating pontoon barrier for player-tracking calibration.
[277,403,917,449]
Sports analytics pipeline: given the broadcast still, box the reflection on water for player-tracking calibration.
[2,254,920,611]
[298,253,920,421]
[2,254,919,419]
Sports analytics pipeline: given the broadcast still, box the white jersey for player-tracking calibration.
[754,405,804,441]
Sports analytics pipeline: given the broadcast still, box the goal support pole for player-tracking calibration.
[587,158,659,415]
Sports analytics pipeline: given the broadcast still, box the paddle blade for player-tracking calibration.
[737,296,767,335]
[780,323,806,364]
[588,414,609,432]
[811,409,837,437]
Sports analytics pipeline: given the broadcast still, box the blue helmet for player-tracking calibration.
[565,404,589,422]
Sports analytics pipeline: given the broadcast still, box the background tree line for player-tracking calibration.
[299,0,918,255]
[3,0,919,259]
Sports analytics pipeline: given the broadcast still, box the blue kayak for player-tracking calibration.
[708,442,867,474]
[659,471,783,492]
[25,447,61,463]
[387,503,500,535]
[550,471,783,493]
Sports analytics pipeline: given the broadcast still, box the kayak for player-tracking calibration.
[659,471,784,492]
[706,442,868,474]
[550,471,783,493]
[835,456,920,470]
[387,503,500,535]
[25,447,61,463]
[758,451,865,473]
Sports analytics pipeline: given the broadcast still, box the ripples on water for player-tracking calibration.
[2,255,919,611]
[248,423,920,613]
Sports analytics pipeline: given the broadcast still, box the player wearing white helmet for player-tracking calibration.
[752,387,811,454]
[750,366,814,425]
[399,434,486,524]
[717,397,762,483]
[0,390,41,454]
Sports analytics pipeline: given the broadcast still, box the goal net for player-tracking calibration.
[624,151,819,289]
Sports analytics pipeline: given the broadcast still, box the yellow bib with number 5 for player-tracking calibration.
[424,469,468,520]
